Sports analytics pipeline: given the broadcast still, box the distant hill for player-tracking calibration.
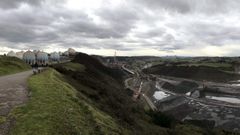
[72,52,126,80]
[0,56,31,76]
[144,63,240,82]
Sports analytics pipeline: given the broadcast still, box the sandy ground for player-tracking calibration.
[0,70,32,135]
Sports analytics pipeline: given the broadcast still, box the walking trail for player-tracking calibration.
[0,70,32,135]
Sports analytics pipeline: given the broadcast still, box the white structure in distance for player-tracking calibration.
[68,48,76,55]
[23,50,36,65]
[6,48,77,65]
[7,51,17,57]
[36,51,49,66]
[16,51,25,59]
[50,52,60,62]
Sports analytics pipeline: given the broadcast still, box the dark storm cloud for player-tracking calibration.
[0,0,45,9]
[147,34,185,51]
[98,7,139,34]
[62,19,125,39]
[0,22,59,43]
[0,21,58,44]
[0,0,240,55]
[54,5,140,47]
[134,0,240,14]
[135,0,191,13]
[187,22,240,46]
[135,28,166,38]
[59,7,139,40]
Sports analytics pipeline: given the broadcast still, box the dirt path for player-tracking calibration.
[0,70,32,135]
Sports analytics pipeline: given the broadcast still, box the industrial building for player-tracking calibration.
[16,51,24,59]
[50,52,60,62]
[7,48,76,66]
[36,51,49,66]
[7,51,17,57]
[23,51,36,65]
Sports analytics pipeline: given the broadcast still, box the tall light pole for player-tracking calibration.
[114,51,117,65]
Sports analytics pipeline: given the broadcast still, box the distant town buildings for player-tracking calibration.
[23,50,36,65]
[68,48,76,55]
[50,52,60,61]
[7,51,17,57]
[106,51,123,68]
[36,51,49,65]
[234,63,240,74]
[16,51,24,59]
[6,48,76,66]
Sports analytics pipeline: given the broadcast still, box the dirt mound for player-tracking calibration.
[162,81,198,94]
[72,52,125,80]
[73,52,105,69]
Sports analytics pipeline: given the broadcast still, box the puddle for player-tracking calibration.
[154,82,171,100]
[186,92,191,96]
[229,80,240,86]
[206,96,240,104]
[153,91,170,100]
[231,84,240,87]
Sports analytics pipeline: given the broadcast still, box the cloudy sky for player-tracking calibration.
[0,0,240,56]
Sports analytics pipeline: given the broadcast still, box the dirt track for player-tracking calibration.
[0,70,32,135]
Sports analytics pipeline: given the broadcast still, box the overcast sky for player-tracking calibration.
[0,0,240,56]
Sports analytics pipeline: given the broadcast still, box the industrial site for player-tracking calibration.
[113,56,240,132]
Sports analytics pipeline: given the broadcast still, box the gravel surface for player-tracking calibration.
[0,71,32,135]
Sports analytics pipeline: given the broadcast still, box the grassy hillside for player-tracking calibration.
[54,55,169,134]
[9,53,237,135]
[10,68,129,135]
[10,67,170,135]
[0,56,31,76]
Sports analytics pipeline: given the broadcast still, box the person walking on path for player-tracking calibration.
[32,62,39,75]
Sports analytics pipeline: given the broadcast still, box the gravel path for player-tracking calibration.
[0,70,32,135]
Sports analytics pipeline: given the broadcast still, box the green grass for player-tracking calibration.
[0,56,31,76]
[61,62,85,72]
[10,68,126,135]
[0,116,7,124]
